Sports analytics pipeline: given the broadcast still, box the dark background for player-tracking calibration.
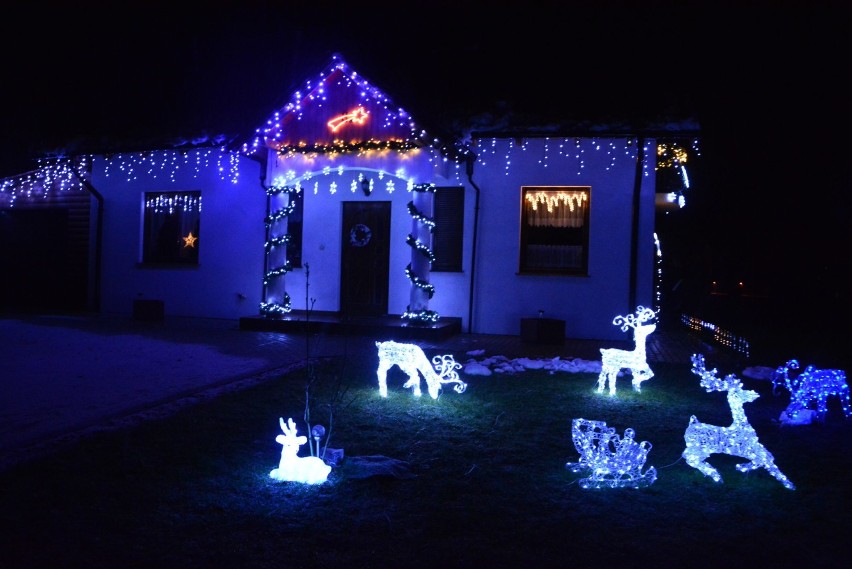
[1,1,848,357]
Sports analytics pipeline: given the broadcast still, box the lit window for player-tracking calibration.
[142,191,201,265]
[519,186,589,274]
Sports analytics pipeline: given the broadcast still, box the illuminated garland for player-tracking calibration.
[276,139,421,156]
[260,183,300,316]
[406,201,436,231]
[406,234,435,262]
[402,183,439,323]
[404,263,434,298]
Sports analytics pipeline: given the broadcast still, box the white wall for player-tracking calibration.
[463,137,657,340]
[268,148,465,317]
[269,137,657,340]
[93,149,266,319]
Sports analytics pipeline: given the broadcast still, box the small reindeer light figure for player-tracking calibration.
[270,417,331,485]
[684,354,795,490]
[597,306,658,395]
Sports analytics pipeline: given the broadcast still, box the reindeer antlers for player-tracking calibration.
[690,353,743,392]
[612,305,658,331]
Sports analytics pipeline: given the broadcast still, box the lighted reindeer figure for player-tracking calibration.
[376,340,466,399]
[772,359,850,424]
[597,306,658,395]
[269,417,331,485]
[684,354,795,490]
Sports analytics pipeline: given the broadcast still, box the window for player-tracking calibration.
[142,191,201,265]
[519,186,589,274]
[432,186,464,272]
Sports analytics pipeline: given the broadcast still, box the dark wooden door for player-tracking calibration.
[340,201,390,316]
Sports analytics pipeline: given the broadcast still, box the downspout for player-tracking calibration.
[465,152,480,334]
[256,156,271,310]
[69,159,104,312]
[628,137,646,310]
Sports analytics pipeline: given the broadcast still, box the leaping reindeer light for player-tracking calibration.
[597,306,658,395]
[684,354,795,490]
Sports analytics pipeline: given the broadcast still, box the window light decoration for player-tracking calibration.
[375,340,466,399]
[684,354,795,490]
[270,417,331,485]
[772,359,850,425]
[597,306,658,395]
[566,418,657,489]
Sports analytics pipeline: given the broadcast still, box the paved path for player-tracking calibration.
[0,313,748,471]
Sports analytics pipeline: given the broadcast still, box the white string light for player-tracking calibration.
[375,340,466,399]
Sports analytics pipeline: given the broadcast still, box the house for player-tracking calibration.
[0,53,699,342]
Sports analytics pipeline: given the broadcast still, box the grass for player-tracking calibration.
[1,349,850,569]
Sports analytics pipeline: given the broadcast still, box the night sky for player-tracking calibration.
[2,1,848,325]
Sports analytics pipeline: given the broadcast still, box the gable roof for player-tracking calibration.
[241,54,433,159]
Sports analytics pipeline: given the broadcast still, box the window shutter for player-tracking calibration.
[432,187,464,272]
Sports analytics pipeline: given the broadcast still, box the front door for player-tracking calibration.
[340,201,390,317]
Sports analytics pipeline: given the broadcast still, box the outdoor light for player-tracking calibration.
[684,355,795,490]
[772,359,850,425]
[270,417,331,484]
[566,418,657,489]
[375,340,466,399]
[597,306,657,395]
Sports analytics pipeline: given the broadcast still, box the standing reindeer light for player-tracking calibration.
[270,417,331,485]
[772,359,850,425]
[597,306,658,395]
[683,354,795,490]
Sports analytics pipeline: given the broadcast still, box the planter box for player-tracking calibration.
[520,317,565,345]
[133,299,164,321]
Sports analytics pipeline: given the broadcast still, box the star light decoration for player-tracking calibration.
[182,231,198,248]
[269,417,331,485]
[565,418,657,489]
[684,354,795,490]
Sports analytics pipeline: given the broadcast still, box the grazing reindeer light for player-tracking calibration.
[597,306,658,395]
[772,359,850,425]
[684,354,795,490]
[270,417,331,485]
[376,340,466,399]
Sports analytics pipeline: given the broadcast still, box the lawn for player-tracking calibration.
[1,348,849,569]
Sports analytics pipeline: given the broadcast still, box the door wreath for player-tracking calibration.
[349,223,372,247]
